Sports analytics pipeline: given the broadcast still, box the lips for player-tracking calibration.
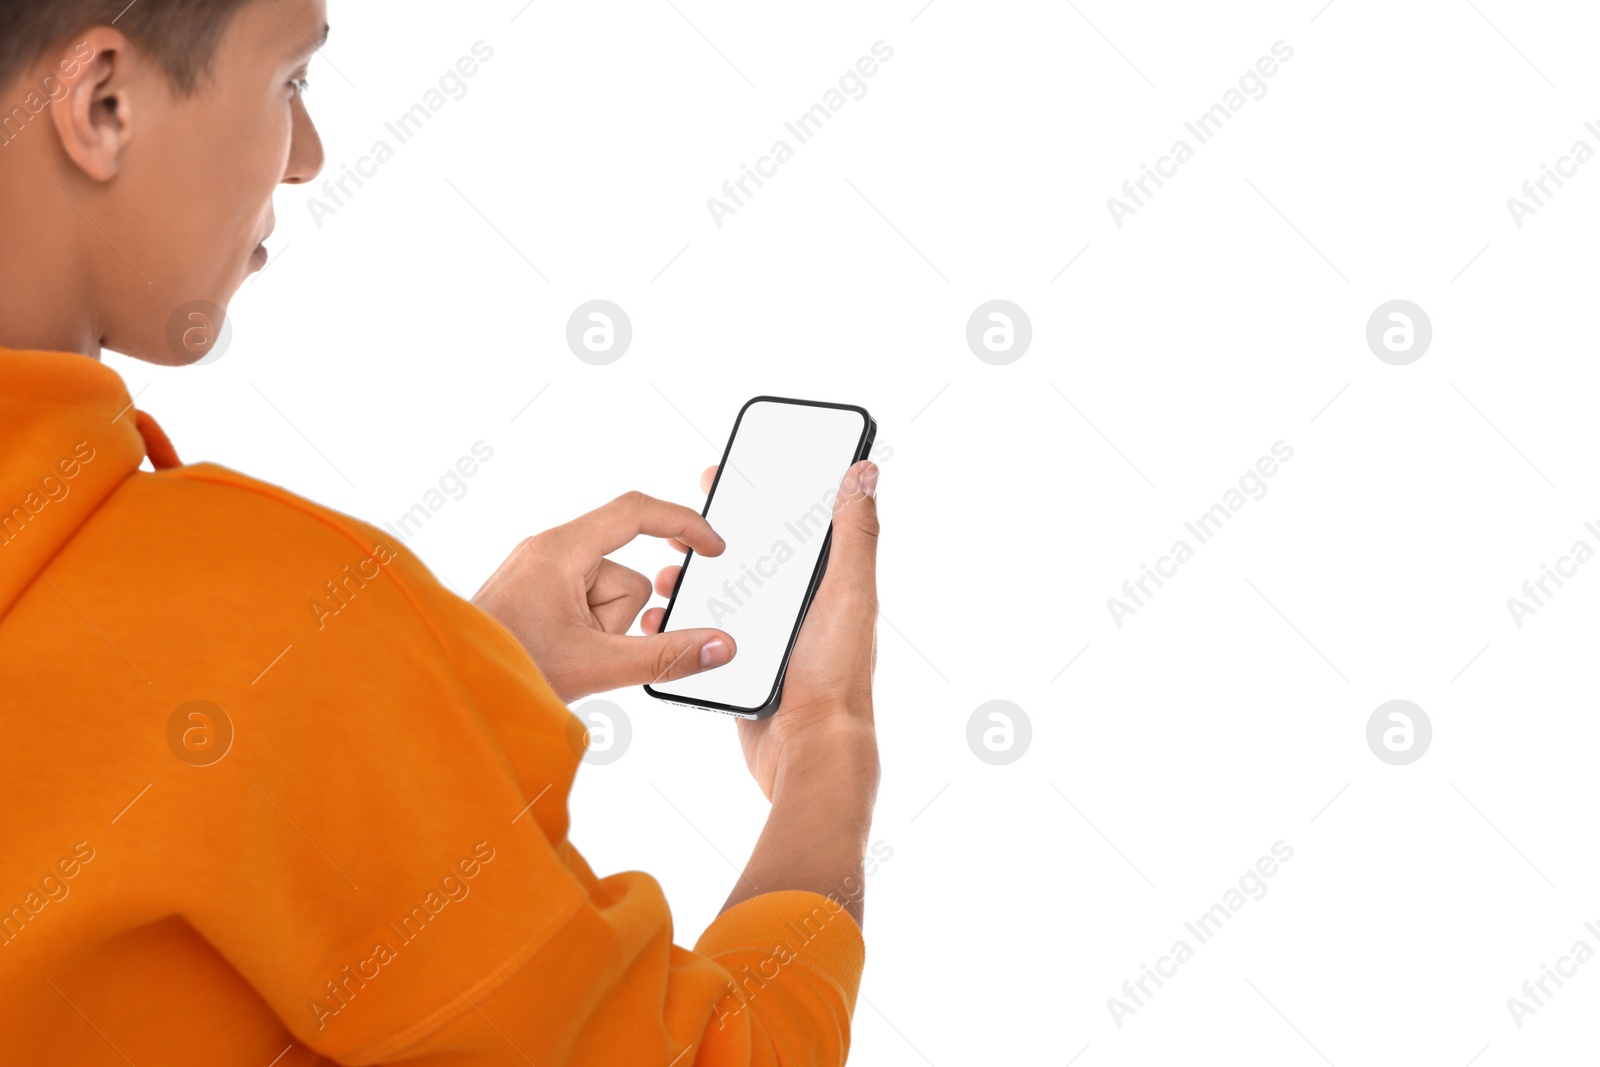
[250,218,275,271]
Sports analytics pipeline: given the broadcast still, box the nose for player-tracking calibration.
[282,97,325,185]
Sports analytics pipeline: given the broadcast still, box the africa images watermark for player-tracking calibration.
[0,440,98,550]
[1505,119,1600,229]
[1106,40,1295,229]
[1503,518,1600,629]
[310,840,497,1030]
[1,841,97,949]
[307,541,399,631]
[306,41,496,228]
[1107,840,1295,1029]
[379,440,496,546]
[0,41,95,150]
[1504,918,1600,1030]
[705,40,895,229]
[709,840,893,1031]
[1106,441,1295,628]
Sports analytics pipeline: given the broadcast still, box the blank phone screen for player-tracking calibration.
[650,399,870,713]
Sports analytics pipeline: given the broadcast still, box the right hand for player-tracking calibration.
[472,490,736,704]
[643,459,882,801]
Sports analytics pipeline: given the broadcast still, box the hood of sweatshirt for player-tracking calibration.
[0,349,179,617]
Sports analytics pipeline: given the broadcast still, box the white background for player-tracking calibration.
[104,1,1600,1063]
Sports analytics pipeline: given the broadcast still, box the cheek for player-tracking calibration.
[263,99,298,180]
[165,97,292,277]
[150,97,289,228]
[231,96,296,201]
[200,98,296,255]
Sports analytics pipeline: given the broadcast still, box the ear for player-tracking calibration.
[48,28,137,183]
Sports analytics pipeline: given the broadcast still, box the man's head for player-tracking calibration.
[0,0,327,362]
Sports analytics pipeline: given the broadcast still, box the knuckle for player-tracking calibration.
[854,509,880,543]
[653,638,691,680]
[630,569,653,599]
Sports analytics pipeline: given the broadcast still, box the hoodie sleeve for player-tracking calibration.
[149,468,865,1066]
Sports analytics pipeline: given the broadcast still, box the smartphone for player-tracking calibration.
[644,396,878,719]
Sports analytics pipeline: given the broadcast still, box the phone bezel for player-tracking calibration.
[643,395,877,720]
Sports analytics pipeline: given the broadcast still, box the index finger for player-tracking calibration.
[562,491,726,558]
[665,465,723,554]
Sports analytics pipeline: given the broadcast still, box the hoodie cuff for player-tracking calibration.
[693,891,866,1008]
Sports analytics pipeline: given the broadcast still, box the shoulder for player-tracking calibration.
[153,460,405,557]
[68,460,569,755]
[78,460,463,684]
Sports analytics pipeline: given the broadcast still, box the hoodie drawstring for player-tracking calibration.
[134,410,182,471]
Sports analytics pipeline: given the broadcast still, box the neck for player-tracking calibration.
[0,149,102,359]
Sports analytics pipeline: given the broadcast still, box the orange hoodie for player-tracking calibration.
[0,350,864,1066]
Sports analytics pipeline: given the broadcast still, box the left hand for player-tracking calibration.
[471,490,738,703]
[644,462,880,801]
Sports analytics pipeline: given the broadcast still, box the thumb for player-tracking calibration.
[609,627,736,688]
[826,460,880,595]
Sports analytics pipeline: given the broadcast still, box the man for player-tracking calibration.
[0,2,884,1062]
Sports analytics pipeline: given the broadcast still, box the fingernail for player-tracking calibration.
[700,639,730,669]
[860,463,878,499]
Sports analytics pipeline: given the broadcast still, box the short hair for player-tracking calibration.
[0,0,255,97]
